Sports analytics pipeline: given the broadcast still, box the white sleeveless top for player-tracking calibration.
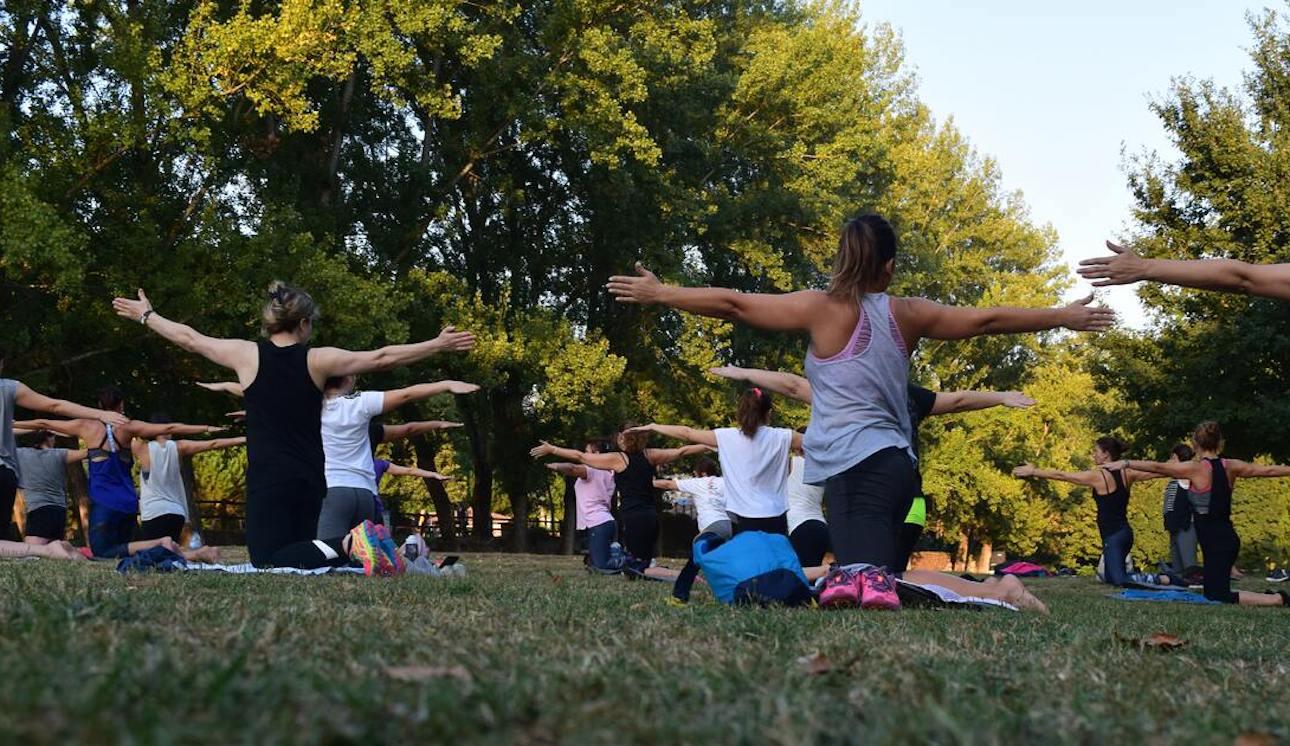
[140,440,188,521]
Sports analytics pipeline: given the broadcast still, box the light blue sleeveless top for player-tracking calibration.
[801,293,914,484]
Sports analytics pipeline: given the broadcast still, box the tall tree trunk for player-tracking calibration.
[67,461,90,545]
[976,540,993,575]
[561,475,576,555]
[460,396,493,540]
[411,436,457,550]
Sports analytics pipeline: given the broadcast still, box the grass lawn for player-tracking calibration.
[1,551,1286,745]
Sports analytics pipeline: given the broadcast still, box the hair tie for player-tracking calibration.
[752,387,762,399]
[268,288,287,304]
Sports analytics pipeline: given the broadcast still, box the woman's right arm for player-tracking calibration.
[627,424,719,448]
[1012,464,1098,488]
[113,290,257,378]
[607,263,827,332]
[309,327,476,380]
[379,421,464,441]
[529,442,626,471]
[1115,459,1195,480]
[1078,242,1290,301]
[65,449,90,464]
[898,295,1115,344]
[709,367,813,404]
[13,418,90,439]
[380,381,479,414]
[196,381,245,397]
[386,463,450,480]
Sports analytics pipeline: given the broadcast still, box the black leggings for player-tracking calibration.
[730,512,788,536]
[140,513,186,543]
[1194,514,1240,604]
[894,522,923,573]
[619,508,658,568]
[245,477,344,568]
[824,447,917,568]
[0,466,17,541]
[789,519,830,567]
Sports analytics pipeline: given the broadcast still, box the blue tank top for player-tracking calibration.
[87,423,138,514]
[801,293,913,484]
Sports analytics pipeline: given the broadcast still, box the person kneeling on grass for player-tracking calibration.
[16,429,87,548]
[547,438,624,573]
[134,413,245,562]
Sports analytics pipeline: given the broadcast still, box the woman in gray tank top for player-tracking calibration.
[15,429,87,544]
[610,213,1114,608]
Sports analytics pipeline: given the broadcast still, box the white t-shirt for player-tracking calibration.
[787,455,825,533]
[140,440,188,521]
[675,476,727,533]
[714,426,792,518]
[322,391,385,493]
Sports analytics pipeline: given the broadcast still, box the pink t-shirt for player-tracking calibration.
[575,467,616,530]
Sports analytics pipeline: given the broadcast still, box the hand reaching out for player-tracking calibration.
[1077,241,1148,287]
[1058,293,1116,332]
[1000,392,1037,408]
[433,326,476,353]
[607,262,665,304]
[111,288,153,322]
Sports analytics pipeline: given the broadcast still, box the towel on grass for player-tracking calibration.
[1112,589,1220,604]
[896,580,1019,611]
[183,562,365,576]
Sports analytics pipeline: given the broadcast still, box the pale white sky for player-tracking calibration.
[860,0,1272,327]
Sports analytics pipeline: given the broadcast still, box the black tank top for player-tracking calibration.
[1093,469,1130,536]
[615,451,656,513]
[1190,457,1233,521]
[243,341,324,489]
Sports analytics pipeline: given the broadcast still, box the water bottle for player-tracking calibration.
[402,535,420,562]
[188,530,203,550]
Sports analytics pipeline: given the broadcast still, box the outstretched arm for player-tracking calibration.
[1078,242,1290,301]
[13,418,88,438]
[898,295,1114,343]
[127,421,225,440]
[627,424,719,449]
[653,478,679,491]
[647,443,714,467]
[196,381,244,397]
[930,391,1035,416]
[379,421,464,441]
[13,384,127,425]
[709,366,813,404]
[1012,464,1101,489]
[529,442,627,472]
[380,381,479,414]
[608,263,826,333]
[1224,459,1290,479]
[547,463,590,480]
[64,449,89,464]
[309,327,476,381]
[113,290,257,379]
[1112,459,1195,480]
[176,436,247,457]
[385,463,450,481]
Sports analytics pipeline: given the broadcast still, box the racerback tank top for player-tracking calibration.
[1188,458,1232,520]
[242,341,324,490]
[802,293,913,484]
[87,423,138,514]
[615,451,656,513]
[1093,468,1130,536]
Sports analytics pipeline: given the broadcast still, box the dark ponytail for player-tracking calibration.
[736,387,773,437]
[1095,436,1125,461]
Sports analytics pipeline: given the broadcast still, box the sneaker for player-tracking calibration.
[819,566,863,609]
[1266,569,1289,583]
[348,520,398,576]
[859,567,901,611]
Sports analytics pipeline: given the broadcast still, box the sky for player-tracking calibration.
[858,0,1274,327]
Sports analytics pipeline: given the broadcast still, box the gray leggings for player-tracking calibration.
[317,486,379,541]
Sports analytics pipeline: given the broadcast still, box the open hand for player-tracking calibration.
[607,262,664,304]
[112,289,153,322]
[99,411,129,426]
[444,381,480,395]
[1077,241,1148,287]
[1012,464,1036,478]
[1000,392,1037,408]
[433,326,476,353]
[1059,293,1116,332]
[708,366,745,380]
[428,421,464,429]
[225,410,246,421]
[529,441,556,459]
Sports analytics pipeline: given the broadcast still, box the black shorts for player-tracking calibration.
[25,505,67,541]
[140,513,186,543]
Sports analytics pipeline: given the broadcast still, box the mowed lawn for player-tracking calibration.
[1,551,1286,745]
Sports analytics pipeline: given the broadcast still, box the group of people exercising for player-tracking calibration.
[0,217,1287,609]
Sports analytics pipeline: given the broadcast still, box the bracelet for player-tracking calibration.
[140,309,154,325]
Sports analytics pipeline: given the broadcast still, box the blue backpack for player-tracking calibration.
[674,531,812,607]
